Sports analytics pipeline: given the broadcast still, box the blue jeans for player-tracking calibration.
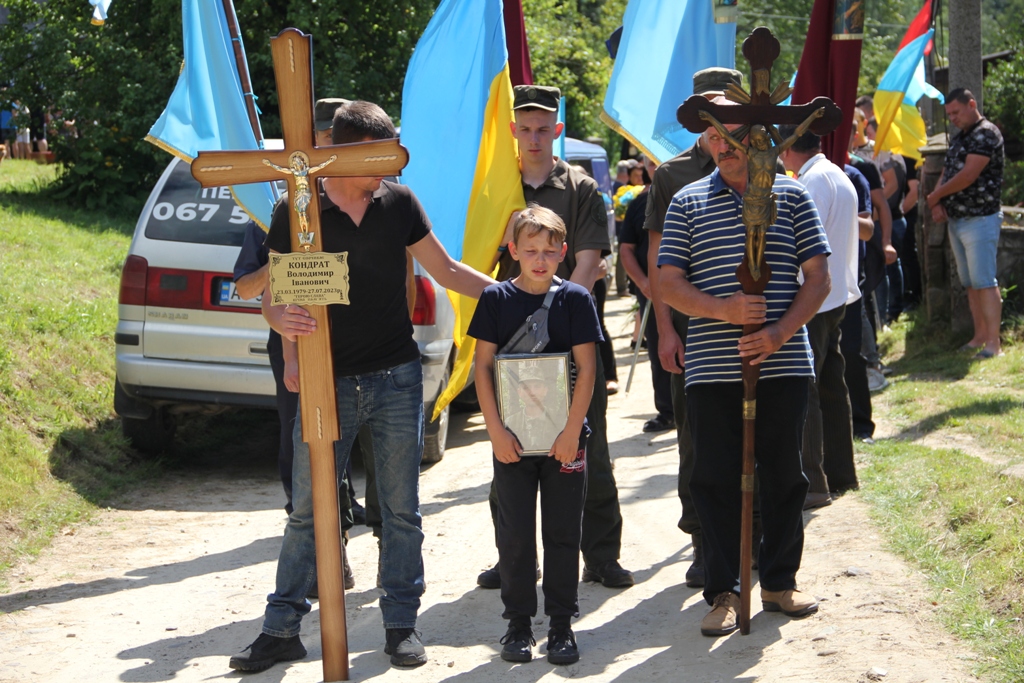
[948,213,1002,289]
[262,359,425,636]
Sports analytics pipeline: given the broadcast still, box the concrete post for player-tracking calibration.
[948,0,983,113]
[919,136,952,322]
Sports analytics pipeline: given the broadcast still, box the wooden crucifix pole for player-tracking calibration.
[189,28,408,681]
[677,27,842,635]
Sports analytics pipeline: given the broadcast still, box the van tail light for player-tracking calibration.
[412,275,436,326]
[119,255,149,306]
[146,267,205,310]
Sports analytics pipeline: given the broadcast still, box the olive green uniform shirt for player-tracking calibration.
[643,142,716,235]
[497,158,611,281]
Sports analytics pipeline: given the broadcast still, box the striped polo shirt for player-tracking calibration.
[657,169,830,387]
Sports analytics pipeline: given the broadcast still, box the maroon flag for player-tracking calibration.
[503,0,533,86]
[791,0,864,165]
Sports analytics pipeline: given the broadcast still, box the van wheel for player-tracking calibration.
[422,364,450,464]
[122,407,177,454]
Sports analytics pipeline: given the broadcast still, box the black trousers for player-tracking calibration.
[636,292,673,419]
[268,331,299,514]
[271,331,368,528]
[687,378,810,604]
[841,298,874,440]
[489,360,623,567]
[802,304,855,494]
[667,310,700,536]
[494,440,587,625]
[593,278,618,382]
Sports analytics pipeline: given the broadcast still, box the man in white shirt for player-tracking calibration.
[780,127,861,509]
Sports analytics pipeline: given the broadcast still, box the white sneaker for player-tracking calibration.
[867,367,889,392]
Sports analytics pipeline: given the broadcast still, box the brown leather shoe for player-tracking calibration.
[761,588,818,618]
[700,592,741,637]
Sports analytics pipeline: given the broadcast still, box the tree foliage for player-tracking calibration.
[522,0,626,144]
[735,0,925,95]
[0,0,436,208]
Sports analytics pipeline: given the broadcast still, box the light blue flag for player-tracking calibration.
[602,0,736,164]
[906,56,944,106]
[146,0,277,229]
[553,96,566,160]
[400,0,509,259]
[90,0,111,25]
[780,71,798,107]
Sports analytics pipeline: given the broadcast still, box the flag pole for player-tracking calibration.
[221,0,264,145]
[624,299,651,395]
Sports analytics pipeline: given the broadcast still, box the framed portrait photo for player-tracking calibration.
[494,353,572,456]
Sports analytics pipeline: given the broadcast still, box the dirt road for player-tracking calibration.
[0,295,982,682]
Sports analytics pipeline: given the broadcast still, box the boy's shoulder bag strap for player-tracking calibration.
[497,277,563,355]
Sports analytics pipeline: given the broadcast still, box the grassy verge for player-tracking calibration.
[860,311,1024,682]
[0,161,277,592]
[0,160,142,589]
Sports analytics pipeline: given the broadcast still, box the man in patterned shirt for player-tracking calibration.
[927,88,1005,359]
[657,114,831,637]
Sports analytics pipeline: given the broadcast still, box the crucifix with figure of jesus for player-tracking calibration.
[189,28,409,682]
[676,26,842,635]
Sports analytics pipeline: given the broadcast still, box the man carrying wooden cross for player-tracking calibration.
[230,100,496,672]
[657,97,830,637]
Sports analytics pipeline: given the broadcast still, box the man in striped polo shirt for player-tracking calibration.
[657,113,831,637]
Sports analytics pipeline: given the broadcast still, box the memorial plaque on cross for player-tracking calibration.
[675,27,842,636]
[189,28,409,682]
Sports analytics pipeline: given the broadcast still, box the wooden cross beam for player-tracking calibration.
[190,28,408,683]
[676,27,843,136]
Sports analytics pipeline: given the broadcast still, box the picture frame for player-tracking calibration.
[494,352,572,456]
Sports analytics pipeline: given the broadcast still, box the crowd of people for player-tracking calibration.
[224,69,1004,674]
[0,102,49,161]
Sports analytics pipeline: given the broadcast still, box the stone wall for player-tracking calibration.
[919,137,1024,334]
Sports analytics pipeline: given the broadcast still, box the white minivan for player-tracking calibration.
[114,153,455,461]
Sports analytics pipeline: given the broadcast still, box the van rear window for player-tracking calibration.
[144,160,255,246]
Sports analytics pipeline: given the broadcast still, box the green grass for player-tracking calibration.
[0,161,278,592]
[0,161,143,585]
[860,311,1024,682]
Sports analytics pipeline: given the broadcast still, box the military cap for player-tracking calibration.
[314,98,350,131]
[513,85,561,112]
[517,364,546,383]
[692,67,743,97]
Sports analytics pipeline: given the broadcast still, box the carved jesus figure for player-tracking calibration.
[263,151,337,249]
[699,108,824,280]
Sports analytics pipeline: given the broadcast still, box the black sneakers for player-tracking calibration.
[545,626,579,665]
[228,633,307,672]
[384,628,427,667]
[499,624,535,662]
[477,563,501,589]
[582,560,634,588]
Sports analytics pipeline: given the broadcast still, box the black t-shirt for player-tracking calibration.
[467,279,604,353]
[849,154,882,193]
[618,187,650,275]
[265,180,431,376]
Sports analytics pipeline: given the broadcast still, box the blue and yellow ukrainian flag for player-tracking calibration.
[90,0,112,25]
[400,0,525,418]
[145,0,277,229]
[602,0,736,164]
[873,29,943,165]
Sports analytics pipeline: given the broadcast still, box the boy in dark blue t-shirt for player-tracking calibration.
[468,205,602,665]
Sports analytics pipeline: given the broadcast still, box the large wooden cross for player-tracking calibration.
[189,28,409,682]
[677,27,842,635]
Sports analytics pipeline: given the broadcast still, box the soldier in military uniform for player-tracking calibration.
[478,84,634,590]
[642,67,743,589]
